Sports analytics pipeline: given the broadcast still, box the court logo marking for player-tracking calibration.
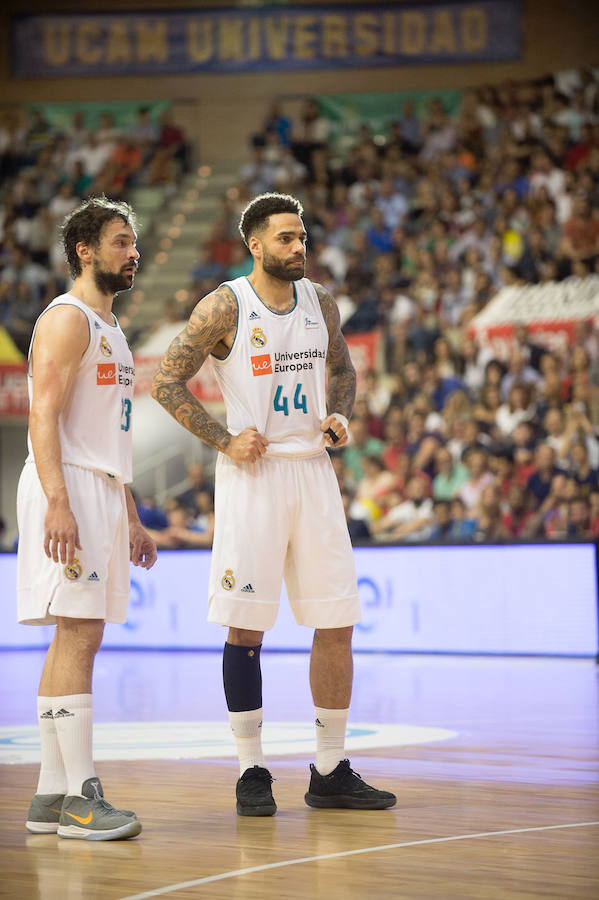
[0,721,457,764]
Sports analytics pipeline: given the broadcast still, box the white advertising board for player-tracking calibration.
[1,543,597,656]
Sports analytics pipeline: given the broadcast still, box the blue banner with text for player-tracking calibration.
[12,2,521,79]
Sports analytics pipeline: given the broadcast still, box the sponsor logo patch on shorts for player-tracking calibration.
[64,559,82,581]
[221,568,235,591]
[97,363,116,385]
[251,354,272,376]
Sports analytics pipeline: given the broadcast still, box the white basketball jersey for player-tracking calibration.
[26,293,134,482]
[212,277,328,456]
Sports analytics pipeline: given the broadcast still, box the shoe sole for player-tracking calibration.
[25,821,59,834]
[304,793,397,810]
[57,820,142,841]
[236,803,277,817]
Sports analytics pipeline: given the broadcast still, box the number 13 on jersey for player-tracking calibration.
[273,383,308,416]
[121,398,132,431]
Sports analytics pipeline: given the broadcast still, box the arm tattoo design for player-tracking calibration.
[151,286,237,452]
[314,282,356,419]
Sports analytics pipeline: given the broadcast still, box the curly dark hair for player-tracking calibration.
[61,195,138,278]
[238,192,303,247]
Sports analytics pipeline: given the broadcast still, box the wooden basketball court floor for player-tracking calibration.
[0,649,597,899]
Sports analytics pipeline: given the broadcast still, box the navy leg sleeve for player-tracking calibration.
[223,642,263,712]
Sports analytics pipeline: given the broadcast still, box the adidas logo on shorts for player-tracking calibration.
[88,571,100,582]
[240,583,255,593]
[248,311,260,320]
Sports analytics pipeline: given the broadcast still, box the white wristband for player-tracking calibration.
[332,413,349,431]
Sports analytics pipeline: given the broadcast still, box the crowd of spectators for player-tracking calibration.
[0,104,189,355]
[179,66,599,544]
[135,463,215,551]
[3,65,599,545]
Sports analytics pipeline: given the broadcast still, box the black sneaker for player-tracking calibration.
[305,759,397,810]
[236,766,277,817]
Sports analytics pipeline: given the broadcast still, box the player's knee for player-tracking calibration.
[55,617,105,657]
[228,627,264,646]
[314,626,353,648]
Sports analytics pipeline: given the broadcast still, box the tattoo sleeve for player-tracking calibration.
[314,282,356,419]
[151,286,237,452]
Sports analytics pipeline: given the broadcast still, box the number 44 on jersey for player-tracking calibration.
[274,383,307,416]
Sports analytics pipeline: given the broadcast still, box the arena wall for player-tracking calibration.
[0,0,596,161]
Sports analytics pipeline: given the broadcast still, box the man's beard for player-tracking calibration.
[262,248,305,282]
[93,259,135,295]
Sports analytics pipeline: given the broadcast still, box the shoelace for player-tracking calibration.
[242,768,273,782]
[331,761,369,789]
[337,760,358,778]
[240,770,274,793]
[86,789,120,812]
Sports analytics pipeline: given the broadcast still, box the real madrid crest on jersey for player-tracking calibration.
[100,336,113,357]
[250,327,267,348]
[64,559,82,581]
[221,568,235,591]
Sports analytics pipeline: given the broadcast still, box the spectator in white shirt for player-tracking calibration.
[459,447,495,510]
[495,384,535,436]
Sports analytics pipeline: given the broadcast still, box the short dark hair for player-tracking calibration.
[61,195,137,279]
[238,192,303,247]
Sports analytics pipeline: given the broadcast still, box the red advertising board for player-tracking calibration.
[0,364,28,418]
[346,330,382,388]
[1,331,381,420]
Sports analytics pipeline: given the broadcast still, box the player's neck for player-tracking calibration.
[69,277,115,324]
[248,271,295,313]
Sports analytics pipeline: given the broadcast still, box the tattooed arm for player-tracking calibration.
[314,282,356,417]
[314,282,356,447]
[151,285,268,462]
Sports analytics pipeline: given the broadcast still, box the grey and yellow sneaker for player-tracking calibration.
[57,777,141,841]
[304,759,397,810]
[26,793,65,833]
[236,766,277,817]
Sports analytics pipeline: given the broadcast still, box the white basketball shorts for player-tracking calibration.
[17,462,130,625]
[208,451,361,631]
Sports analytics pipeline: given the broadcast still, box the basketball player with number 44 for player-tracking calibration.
[152,192,396,816]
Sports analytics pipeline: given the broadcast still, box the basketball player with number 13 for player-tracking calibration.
[17,197,157,841]
[152,193,396,816]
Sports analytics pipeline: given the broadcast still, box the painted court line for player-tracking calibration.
[118,820,599,900]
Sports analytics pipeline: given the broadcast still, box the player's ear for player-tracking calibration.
[248,236,261,260]
[76,241,92,266]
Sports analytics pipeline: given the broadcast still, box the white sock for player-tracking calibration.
[36,696,67,795]
[228,708,266,775]
[52,694,96,796]
[314,706,349,775]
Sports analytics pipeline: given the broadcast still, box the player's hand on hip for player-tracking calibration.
[129,522,158,570]
[226,426,269,463]
[44,501,81,565]
[321,414,349,448]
